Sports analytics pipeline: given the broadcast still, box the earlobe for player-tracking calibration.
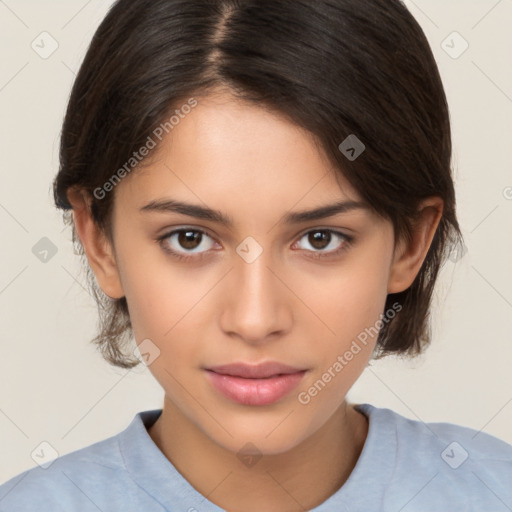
[67,187,125,300]
[387,197,444,294]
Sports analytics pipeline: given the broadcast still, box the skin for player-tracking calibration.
[68,89,443,512]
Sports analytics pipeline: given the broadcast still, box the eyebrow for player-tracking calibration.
[139,198,370,226]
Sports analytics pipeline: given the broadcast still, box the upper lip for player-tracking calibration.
[205,362,306,379]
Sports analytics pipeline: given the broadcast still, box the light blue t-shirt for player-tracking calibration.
[1,403,511,511]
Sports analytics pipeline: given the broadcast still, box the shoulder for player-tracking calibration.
[368,403,512,455]
[0,433,125,511]
[0,409,165,511]
[356,403,512,510]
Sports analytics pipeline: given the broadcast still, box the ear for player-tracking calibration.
[387,197,444,294]
[66,187,125,299]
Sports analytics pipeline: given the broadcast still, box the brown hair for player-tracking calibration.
[53,0,464,368]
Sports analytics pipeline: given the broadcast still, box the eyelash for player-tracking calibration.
[156,228,354,262]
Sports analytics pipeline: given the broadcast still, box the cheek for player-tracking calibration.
[294,266,388,422]
[291,252,390,405]
[296,252,391,346]
[119,241,199,345]
[122,236,391,359]
[115,231,207,338]
[125,268,206,343]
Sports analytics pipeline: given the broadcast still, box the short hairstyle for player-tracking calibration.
[53,0,464,369]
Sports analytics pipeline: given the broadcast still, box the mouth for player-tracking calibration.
[204,361,307,379]
[203,362,308,406]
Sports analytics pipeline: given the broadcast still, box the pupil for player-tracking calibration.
[179,230,201,249]
[310,231,330,250]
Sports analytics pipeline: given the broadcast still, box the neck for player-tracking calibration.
[148,397,368,512]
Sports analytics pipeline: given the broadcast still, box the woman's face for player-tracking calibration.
[108,91,400,454]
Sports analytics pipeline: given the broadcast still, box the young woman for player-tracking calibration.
[1,0,511,510]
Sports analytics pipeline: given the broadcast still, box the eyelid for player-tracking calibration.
[295,224,353,238]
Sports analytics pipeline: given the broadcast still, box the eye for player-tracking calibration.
[293,229,353,259]
[157,227,354,262]
[157,228,217,261]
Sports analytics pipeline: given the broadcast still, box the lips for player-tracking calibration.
[205,361,306,379]
[203,361,308,405]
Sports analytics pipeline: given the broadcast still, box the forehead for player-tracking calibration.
[115,92,364,217]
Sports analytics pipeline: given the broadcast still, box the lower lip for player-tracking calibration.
[204,370,307,406]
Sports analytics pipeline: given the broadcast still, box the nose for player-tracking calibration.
[219,244,293,345]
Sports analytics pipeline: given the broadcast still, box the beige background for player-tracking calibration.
[0,0,511,483]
